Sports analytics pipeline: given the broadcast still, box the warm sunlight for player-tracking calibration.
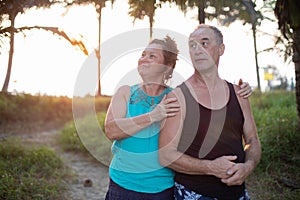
[1,2,299,199]
[0,0,295,97]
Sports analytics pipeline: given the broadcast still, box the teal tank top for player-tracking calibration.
[109,84,174,193]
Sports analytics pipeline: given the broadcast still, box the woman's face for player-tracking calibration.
[138,43,170,80]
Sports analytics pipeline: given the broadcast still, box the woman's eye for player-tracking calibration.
[149,54,155,58]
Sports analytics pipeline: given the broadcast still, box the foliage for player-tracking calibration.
[65,0,114,7]
[0,92,111,133]
[0,138,68,200]
[273,0,300,62]
[275,0,300,36]
[57,111,112,166]
[247,90,300,199]
[57,121,85,152]
[128,0,156,22]
[168,0,263,25]
[274,0,300,127]
[0,0,61,18]
[0,92,73,132]
[0,90,299,199]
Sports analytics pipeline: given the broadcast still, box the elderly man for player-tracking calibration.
[159,24,261,200]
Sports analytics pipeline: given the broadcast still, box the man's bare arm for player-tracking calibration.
[221,86,261,185]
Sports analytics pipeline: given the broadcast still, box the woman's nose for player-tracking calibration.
[139,56,149,63]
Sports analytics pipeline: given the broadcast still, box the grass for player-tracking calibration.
[246,90,300,200]
[0,92,111,133]
[57,111,112,166]
[0,138,69,200]
[0,93,111,199]
[0,91,299,199]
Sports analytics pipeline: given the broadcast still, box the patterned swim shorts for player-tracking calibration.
[174,182,250,200]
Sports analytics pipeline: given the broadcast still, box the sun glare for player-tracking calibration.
[0,0,295,97]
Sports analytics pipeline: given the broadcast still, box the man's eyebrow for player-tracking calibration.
[189,38,209,43]
[189,38,210,45]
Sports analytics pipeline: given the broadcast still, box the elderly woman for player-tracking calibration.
[104,35,252,200]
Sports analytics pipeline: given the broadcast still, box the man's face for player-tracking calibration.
[188,28,224,73]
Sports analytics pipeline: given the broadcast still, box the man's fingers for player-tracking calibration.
[164,97,177,104]
[223,155,238,161]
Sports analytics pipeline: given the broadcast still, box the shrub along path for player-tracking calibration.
[20,130,109,200]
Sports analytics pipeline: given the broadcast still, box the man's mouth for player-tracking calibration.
[195,58,207,62]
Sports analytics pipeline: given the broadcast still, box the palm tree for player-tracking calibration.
[240,0,263,91]
[173,0,248,23]
[0,0,88,93]
[275,0,300,126]
[128,0,157,39]
[0,0,59,92]
[65,0,114,96]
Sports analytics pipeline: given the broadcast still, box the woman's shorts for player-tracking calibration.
[105,178,174,200]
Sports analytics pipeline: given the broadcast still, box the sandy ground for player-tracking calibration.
[17,130,110,200]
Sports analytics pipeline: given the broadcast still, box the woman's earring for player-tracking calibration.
[162,73,168,85]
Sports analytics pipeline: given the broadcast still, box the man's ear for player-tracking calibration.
[219,43,225,56]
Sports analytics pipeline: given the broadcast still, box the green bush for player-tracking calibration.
[0,92,111,133]
[57,111,112,165]
[0,138,68,200]
[248,91,300,199]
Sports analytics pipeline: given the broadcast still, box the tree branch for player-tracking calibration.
[0,25,89,55]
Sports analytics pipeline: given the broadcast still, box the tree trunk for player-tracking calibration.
[148,0,155,40]
[197,0,205,24]
[2,14,16,92]
[96,5,102,96]
[149,14,154,40]
[252,24,261,91]
[293,27,300,126]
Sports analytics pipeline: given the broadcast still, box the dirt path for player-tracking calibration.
[5,130,261,200]
[18,130,110,200]
[62,151,109,200]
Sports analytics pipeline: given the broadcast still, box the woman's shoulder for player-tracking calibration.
[116,85,130,92]
[112,85,131,98]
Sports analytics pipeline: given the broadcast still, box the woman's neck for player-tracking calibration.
[141,83,166,96]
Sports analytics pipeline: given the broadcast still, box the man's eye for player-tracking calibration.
[190,43,197,49]
[202,42,208,47]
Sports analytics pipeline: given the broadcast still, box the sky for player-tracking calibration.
[0,0,295,97]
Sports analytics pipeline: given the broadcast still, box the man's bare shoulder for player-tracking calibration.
[167,87,184,98]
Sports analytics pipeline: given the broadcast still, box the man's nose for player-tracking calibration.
[193,48,204,55]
